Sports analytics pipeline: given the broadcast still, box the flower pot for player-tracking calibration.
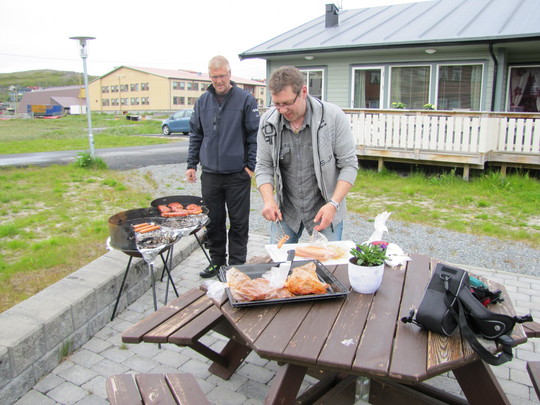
[348,258,385,294]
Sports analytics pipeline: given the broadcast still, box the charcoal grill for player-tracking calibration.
[107,197,210,320]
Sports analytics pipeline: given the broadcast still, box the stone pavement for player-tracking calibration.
[14,233,540,405]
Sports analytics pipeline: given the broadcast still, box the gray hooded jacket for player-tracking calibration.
[255,95,358,225]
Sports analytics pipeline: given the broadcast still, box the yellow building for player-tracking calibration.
[88,66,266,113]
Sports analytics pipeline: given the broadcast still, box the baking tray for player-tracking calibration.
[218,260,349,307]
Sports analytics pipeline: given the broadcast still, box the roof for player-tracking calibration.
[240,0,540,59]
[101,66,265,86]
[17,86,83,113]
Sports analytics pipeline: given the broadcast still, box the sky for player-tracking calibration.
[1,0,429,80]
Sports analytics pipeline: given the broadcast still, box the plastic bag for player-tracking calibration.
[309,229,329,247]
[366,212,411,268]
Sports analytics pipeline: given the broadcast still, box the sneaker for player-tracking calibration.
[199,263,221,278]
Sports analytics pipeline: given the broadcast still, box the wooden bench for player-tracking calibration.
[527,361,540,399]
[106,373,209,405]
[121,287,251,379]
[524,321,540,338]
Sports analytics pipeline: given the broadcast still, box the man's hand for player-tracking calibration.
[261,200,282,222]
[245,167,254,178]
[313,203,337,232]
[185,168,197,183]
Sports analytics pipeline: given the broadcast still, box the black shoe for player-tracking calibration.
[199,263,221,278]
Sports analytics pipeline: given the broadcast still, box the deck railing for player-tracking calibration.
[346,109,540,176]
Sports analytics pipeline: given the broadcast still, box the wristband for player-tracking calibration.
[329,199,340,210]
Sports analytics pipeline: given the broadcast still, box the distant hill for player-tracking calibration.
[0,69,99,103]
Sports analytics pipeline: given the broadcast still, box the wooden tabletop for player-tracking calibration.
[215,253,527,404]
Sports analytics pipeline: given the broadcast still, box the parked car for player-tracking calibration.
[161,109,193,135]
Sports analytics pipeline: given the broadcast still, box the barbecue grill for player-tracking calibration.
[107,197,210,320]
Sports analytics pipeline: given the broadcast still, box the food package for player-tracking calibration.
[285,262,330,295]
[226,267,292,301]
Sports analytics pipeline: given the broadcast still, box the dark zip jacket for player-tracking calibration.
[187,81,260,173]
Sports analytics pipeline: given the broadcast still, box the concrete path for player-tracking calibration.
[14,233,540,405]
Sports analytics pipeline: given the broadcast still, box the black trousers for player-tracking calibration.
[201,170,251,266]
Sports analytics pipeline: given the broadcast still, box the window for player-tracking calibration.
[390,66,430,109]
[141,97,150,105]
[120,84,128,92]
[121,98,129,106]
[173,96,185,105]
[352,68,383,108]
[437,65,482,110]
[187,82,193,91]
[141,83,149,91]
[101,86,109,93]
[300,69,324,100]
[130,83,139,91]
[131,97,139,105]
[193,83,199,91]
[102,99,110,106]
[188,97,198,105]
[201,83,207,91]
[507,66,540,112]
[111,85,118,93]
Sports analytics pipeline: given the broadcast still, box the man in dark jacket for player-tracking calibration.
[186,55,260,278]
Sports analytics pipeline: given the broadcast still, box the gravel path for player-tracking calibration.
[123,163,539,277]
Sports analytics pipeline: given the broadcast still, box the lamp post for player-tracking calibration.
[70,36,96,158]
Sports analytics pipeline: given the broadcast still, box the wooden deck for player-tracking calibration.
[346,109,540,178]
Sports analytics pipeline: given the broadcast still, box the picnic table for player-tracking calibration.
[122,253,529,404]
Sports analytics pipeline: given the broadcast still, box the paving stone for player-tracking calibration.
[237,363,274,384]
[75,393,110,405]
[206,385,248,405]
[89,359,129,378]
[33,373,64,394]
[153,349,189,368]
[13,389,56,405]
[57,364,97,386]
[81,375,108,399]
[100,346,134,363]
[47,381,88,405]
[68,349,105,368]
[121,355,160,373]
[236,380,269,402]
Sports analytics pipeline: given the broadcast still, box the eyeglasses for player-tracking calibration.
[209,74,229,80]
[271,92,300,109]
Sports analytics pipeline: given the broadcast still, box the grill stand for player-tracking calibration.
[111,247,178,321]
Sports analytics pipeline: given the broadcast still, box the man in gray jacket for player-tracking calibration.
[256,66,358,244]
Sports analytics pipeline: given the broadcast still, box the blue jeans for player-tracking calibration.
[270,221,343,244]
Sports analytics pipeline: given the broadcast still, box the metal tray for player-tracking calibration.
[218,260,349,307]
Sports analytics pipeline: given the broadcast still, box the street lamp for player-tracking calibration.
[70,36,96,158]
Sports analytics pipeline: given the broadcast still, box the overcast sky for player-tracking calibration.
[1,0,428,80]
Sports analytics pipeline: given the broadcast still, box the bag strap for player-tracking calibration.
[455,298,514,365]
[443,277,514,366]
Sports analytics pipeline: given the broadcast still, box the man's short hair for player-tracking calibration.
[269,66,305,94]
[208,55,231,73]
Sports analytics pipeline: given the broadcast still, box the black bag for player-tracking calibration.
[402,263,533,365]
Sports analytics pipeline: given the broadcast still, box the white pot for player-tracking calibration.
[348,259,385,294]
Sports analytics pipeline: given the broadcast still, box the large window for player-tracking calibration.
[300,69,324,100]
[437,65,482,110]
[390,66,430,109]
[353,68,382,108]
[507,66,540,112]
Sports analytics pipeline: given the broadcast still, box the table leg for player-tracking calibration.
[264,363,308,405]
[453,359,510,405]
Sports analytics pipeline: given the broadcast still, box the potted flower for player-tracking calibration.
[348,241,389,294]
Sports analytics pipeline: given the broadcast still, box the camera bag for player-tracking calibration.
[402,263,533,365]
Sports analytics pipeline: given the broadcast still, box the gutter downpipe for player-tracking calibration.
[488,41,498,112]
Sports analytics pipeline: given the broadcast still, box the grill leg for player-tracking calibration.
[195,233,212,264]
[111,256,133,321]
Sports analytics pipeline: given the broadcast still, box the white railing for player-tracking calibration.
[347,110,540,167]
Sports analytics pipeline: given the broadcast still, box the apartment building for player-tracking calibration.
[88,65,266,113]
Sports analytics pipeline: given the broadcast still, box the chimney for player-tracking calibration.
[325,4,339,28]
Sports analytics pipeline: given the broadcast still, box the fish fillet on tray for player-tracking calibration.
[265,240,356,265]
